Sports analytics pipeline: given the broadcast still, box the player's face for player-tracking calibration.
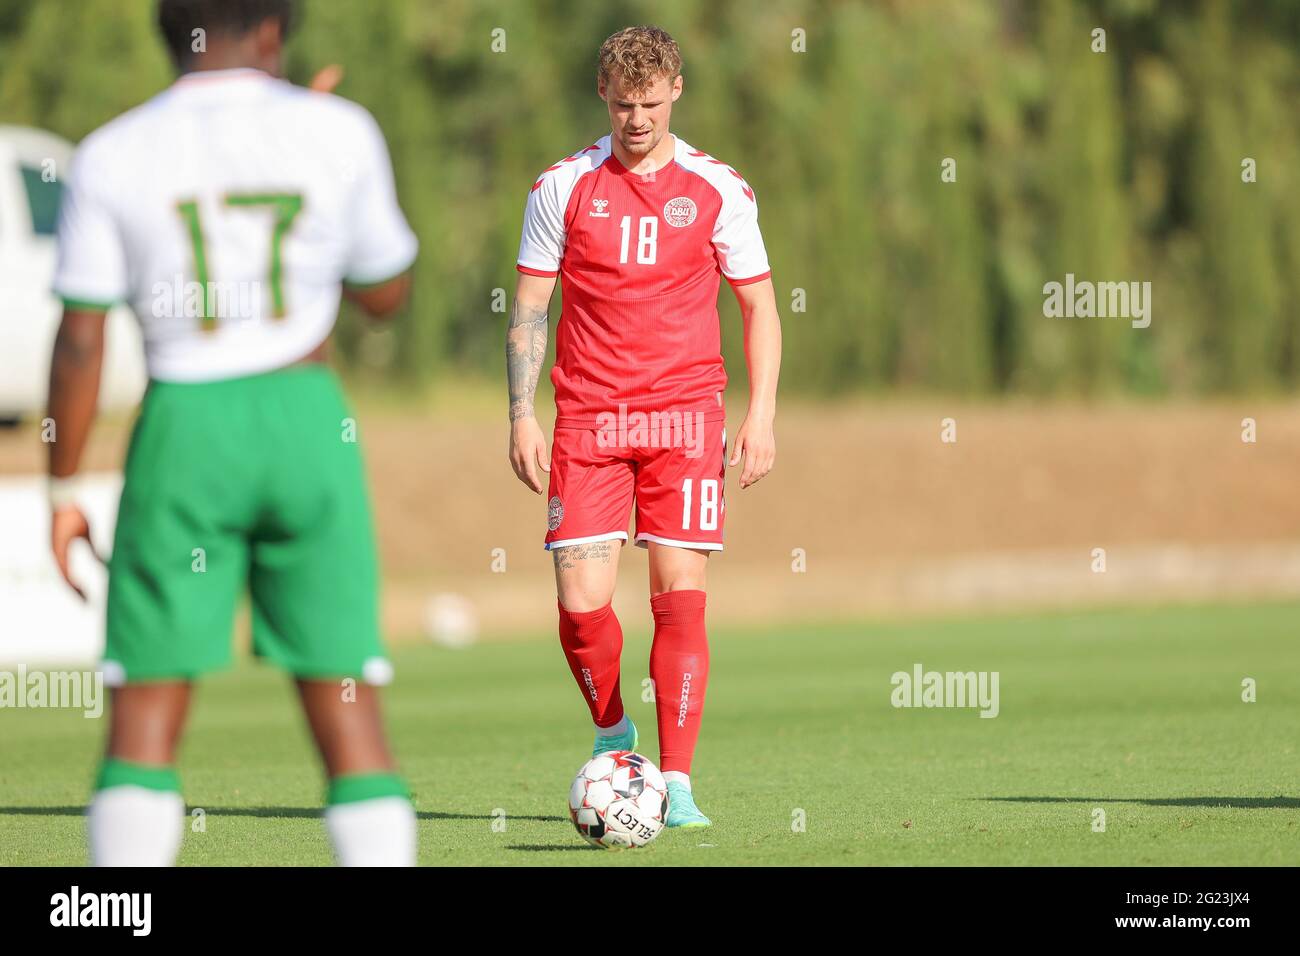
[599,72,683,157]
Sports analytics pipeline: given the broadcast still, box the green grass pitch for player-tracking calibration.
[2,601,1296,865]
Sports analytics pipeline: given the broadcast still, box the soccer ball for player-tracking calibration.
[568,751,669,849]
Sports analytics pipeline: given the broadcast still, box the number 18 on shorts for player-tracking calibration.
[544,419,727,552]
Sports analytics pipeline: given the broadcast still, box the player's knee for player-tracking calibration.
[106,683,191,765]
[557,584,615,614]
[299,686,394,777]
[649,555,708,594]
[647,543,709,594]
[651,574,707,596]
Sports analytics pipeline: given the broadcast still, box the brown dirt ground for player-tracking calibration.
[6,396,1300,640]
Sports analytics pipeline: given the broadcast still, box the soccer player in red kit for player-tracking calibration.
[506,26,782,827]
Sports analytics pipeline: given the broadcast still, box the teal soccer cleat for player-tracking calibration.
[665,781,712,828]
[592,717,638,758]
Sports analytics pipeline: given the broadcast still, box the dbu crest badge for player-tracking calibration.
[547,496,565,531]
[663,196,697,227]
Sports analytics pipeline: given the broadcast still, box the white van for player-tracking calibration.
[0,125,146,424]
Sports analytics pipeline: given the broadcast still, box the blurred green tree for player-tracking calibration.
[1,0,1295,397]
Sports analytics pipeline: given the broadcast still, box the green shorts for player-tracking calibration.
[104,364,389,685]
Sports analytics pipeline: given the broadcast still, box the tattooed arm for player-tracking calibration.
[507,272,557,493]
[47,308,108,599]
[506,274,552,422]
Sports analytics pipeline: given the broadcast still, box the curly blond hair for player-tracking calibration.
[597,26,682,93]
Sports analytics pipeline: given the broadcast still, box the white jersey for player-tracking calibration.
[53,68,417,383]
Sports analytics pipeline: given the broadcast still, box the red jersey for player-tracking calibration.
[516,134,770,427]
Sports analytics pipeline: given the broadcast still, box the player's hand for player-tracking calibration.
[308,64,344,93]
[729,411,775,489]
[50,505,103,601]
[509,416,551,494]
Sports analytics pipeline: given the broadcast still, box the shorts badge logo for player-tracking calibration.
[547,496,565,531]
[663,196,697,227]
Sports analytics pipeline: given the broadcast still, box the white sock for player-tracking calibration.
[663,771,691,790]
[325,796,417,866]
[88,785,184,866]
[596,714,629,737]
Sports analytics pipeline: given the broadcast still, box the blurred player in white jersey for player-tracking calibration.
[47,0,419,865]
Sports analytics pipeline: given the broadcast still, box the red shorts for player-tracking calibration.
[544,417,727,551]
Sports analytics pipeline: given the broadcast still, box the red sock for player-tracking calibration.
[649,589,709,774]
[557,600,625,728]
